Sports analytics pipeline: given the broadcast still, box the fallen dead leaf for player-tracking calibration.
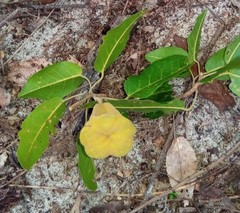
[89,201,125,213]
[199,80,236,112]
[166,137,197,205]
[173,34,188,51]
[152,136,165,148]
[0,87,11,107]
[7,58,49,87]
[70,195,81,213]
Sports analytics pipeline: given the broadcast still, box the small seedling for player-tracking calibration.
[168,191,178,200]
[17,10,240,190]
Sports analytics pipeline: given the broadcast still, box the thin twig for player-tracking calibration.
[17,3,87,10]
[0,8,19,29]
[9,184,76,191]
[143,113,181,201]
[0,170,26,189]
[4,9,54,65]
[130,140,240,213]
[122,0,129,15]
[196,0,225,25]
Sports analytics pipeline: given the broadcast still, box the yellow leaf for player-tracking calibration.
[80,102,136,159]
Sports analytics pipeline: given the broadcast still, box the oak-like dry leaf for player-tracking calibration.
[166,137,197,204]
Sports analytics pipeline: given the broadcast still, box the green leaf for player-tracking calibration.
[145,47,188,63]
[83,99,185,114]
[206,47,226,72]
[94,11,144,73]
[124,55,189,99]
[143,82,173,102]
[18,62,84,100]
[205,47,230,80]
[229,69,240,96]
[225,35,240,64]
[224,36,240,94]
[143,111,165,119]
[77,138,97,191]
[203,36,240,94]
[187,10,207,63]
[202,56,240,83]
[17,98,66,170]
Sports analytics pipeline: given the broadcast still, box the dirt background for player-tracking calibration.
[0,0,240,212]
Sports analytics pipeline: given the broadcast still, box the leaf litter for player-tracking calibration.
[0,0,240,212]
[166,137,197,206]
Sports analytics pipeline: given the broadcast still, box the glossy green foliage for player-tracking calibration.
[203,35,240,96]
[229,69,240,96]
[205,47,226,72]
[187,10,207,63]
[18,62,84,100]
[143,82,173,102]
[84,99,185,114]
[77,139,97,191]
[94,11,144,73]
[225,36,240,96]
[225,35,240,63]
[124,55,189,99]
[205,47,230,80]
[142,83,173,119]
[145,47,188,63]
[203,57,240,82]
[17,98,66,170]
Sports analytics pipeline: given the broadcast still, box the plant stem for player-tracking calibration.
[179,82,202,99]
[184,90,199,111]
[90,72,104,94]
[80,74,92,89]
[68,94,93,111]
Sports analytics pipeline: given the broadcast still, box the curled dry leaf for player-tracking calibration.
[166,137,197,205]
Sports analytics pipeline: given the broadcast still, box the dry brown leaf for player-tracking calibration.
[0,87,11,107]
[70,195,81,213]
[199,80,236,112]
[89,201,125,213]
[166,137,197,205]
[173,35,201,76]
[173,35,188,51]
[7,58,49,87]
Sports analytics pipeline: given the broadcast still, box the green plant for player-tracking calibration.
[17,10,240,191]
[168,191,178,200]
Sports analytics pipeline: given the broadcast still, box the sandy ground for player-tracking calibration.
[1,0,240,212]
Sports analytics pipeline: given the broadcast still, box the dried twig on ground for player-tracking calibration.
[143,114,181,200]
[130,140,240,213]
[0,9,19,29]
[17,3,86,10]
[4,9,54,65]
